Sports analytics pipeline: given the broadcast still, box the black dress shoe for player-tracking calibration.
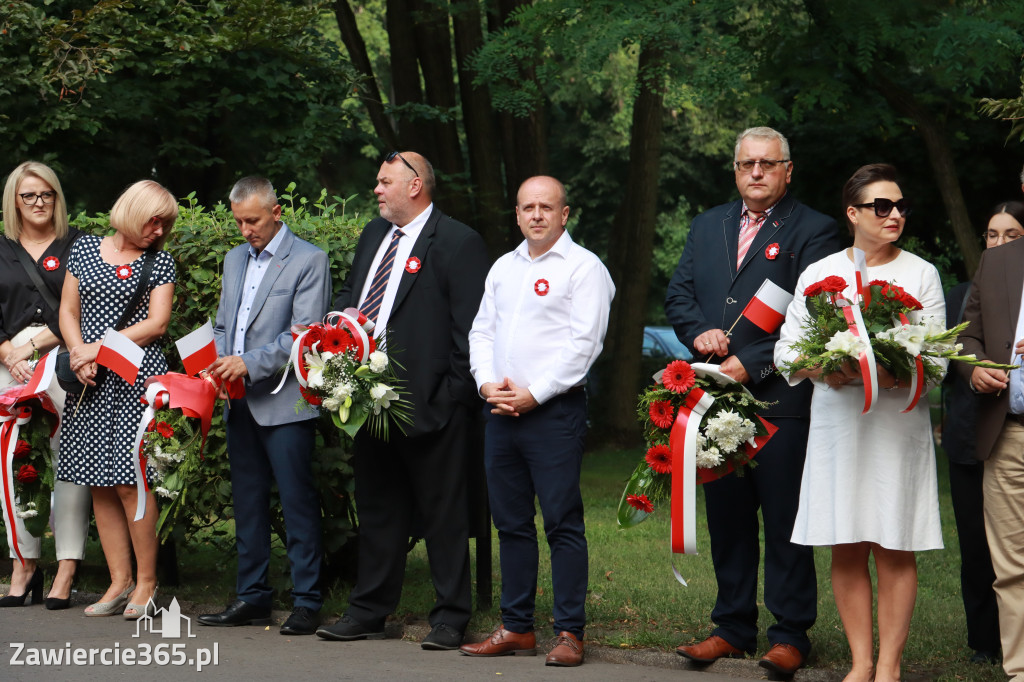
[315,614,385,641]
[197,599,271,627]
[970,649,1001,664]
[422,623,464,650]
[280,607,319,636]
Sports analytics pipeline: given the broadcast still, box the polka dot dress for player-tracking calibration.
[57,235,176,487]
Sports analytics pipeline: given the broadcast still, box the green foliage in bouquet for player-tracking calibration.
[10,411,56,538]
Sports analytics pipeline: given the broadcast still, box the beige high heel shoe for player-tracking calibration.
[84,582,135,617]
[123,586,158,620]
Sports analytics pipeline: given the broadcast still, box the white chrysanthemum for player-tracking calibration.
[703,410,756,454]
[322,397,340,411]
[696,444,724,469]
[333,382,354,400]
[368,351,388,373]
[369,383,399,414]
[825,329,870,358]
[154,487,179,500]
[16,509,39,519]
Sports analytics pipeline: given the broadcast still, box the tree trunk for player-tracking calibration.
[872,72,982,275]
[386,0,427,151]
[452,0,509,256]
[332,0,398,149]
[410,0,472,221]
[596,44,667,444]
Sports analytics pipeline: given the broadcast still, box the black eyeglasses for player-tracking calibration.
[852,197,911,218]
[18,191,56,206]
[384,151,418,177]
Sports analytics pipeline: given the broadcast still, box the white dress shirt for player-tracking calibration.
[356,203,432,334]
[233,223,288,355]
[469,229,615,405]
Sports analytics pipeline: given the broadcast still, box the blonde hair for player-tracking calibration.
[109,180,179,250]
[2,161,70,240]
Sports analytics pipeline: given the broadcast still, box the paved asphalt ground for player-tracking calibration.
[0,590,842,681]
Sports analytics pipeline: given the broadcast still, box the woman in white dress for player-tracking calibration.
[775,164,945,682]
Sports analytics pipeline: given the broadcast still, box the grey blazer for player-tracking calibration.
[213,224,331,426]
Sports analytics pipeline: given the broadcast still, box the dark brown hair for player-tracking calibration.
[991,200,1024,229]
[841,163,899,234]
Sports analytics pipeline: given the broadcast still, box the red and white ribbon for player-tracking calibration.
[0,407,34,565]
[897,312,925,413]
[130,382,169,521]
[668,388,716,585]
[852,248,872,308]
[272,309,375,395]
[840,301,878,414]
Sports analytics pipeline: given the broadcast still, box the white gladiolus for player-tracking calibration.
[369,384,399,414]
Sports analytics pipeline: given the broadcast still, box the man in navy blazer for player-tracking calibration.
[198,177,331,636]
[316,152,489,650]
[666,128,839,674]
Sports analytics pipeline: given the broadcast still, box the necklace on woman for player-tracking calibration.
[21,234,52,245]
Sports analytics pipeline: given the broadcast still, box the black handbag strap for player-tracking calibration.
[115,251,156,331]
[9,240,60,313]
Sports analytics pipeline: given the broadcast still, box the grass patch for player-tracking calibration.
[8,445,1004,679]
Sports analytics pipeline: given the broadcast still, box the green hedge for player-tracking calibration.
[67,186,367,579]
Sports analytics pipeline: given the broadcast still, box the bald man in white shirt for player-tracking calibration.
[462,176,615,668]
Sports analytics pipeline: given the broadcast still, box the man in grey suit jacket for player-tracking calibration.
[198,177,331,637]
[959,234,1024,680]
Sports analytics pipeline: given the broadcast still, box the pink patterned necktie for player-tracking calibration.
[736,214,764,268]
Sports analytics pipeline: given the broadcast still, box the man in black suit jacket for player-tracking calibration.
[665,127,839,674]
[316,152,489,651]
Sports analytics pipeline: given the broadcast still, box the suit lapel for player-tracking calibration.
[225,249,248,352]
[390,208,438,316]
[1003,245,1024,341]
[723,202,740,278]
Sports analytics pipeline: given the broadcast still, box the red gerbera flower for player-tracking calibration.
[155,421,174,438]
[645,444,672,474]
[322,326,355,354]
[662,360,695,394]
[626,494,654,513]
[649,400,675,429]
[299,385,323,406]
[13,440,31,459]
[16,464,38,483]
[819,276,848,293]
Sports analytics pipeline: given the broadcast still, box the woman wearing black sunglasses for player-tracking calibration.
[775,164,945,682]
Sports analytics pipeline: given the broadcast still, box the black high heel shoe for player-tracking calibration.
[0,566,43,607]
[45,562,79,611]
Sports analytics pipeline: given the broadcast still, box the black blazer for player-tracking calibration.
[336,206,490,438]
[664,192,840,416]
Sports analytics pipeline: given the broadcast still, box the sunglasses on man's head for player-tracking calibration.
[384,151,418,177]
[852,197,912,218]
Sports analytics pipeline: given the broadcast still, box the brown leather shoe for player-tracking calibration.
[676,635,744,663]
[759,643,805,676]
[459,625,536,657]
[545,631,583,667]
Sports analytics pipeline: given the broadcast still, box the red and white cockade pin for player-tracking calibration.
[42,256,60,271]
[405,256,421,274]
[534,279,550,296]
[116,264,133,280]
[765,243,780,260]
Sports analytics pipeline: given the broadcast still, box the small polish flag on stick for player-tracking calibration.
[96,329,145,385]
[741,279,793,334]
[852,247,871,307]
[23,348,58,395]
[176,320,218,377]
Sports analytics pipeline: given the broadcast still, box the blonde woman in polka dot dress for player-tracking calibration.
[57,180,177,619]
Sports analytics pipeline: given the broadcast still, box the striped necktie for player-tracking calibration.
[361,228,404,324]
[736,213,765,268]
